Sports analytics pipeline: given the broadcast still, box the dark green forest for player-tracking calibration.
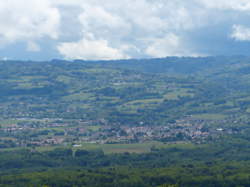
[1,135,250,186]
[1,56,250,186]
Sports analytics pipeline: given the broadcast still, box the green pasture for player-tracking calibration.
[192,113,226,120]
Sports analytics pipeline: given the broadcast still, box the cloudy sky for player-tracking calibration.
[1,0,250,60]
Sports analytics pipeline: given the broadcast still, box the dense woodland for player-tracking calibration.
[1,56,250,186]
[1,134,250,186]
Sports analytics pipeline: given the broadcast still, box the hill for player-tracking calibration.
[2,57,250,186]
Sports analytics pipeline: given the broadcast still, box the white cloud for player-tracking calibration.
[0,0,60,43]
[27,41,41,52]
[2,0,250,59]
[145,33,202,57]
[231,25,250,41]
[145,34,181,57]
[198,0,250,11]
[57,38,128,60]
[79,4,131,39]
[57,0,205,59]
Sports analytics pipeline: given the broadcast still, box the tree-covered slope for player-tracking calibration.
[2,57,250,186]
[1,56,250,125]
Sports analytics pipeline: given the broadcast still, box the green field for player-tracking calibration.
[164,88,194,100]
[0,119,19,127]
[192,113,226,120]
[35,142,195,154]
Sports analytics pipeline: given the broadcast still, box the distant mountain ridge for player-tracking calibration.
[0,56,250,125]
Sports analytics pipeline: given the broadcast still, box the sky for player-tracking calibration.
[1,0,250,61]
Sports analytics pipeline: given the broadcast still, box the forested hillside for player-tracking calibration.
[2,56,250,123]
[1,56,250,186]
